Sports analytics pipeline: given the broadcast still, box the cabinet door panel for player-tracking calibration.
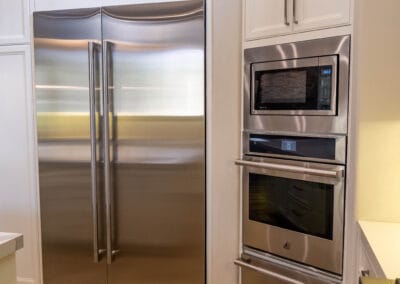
[0,45,39,284]
[34,0,100,11]
[293,0,350,32]
[245,0,292,40]
[0,0,30,44]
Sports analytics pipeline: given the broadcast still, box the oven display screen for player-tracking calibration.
[281,140,296,152]
[249,173,334,240]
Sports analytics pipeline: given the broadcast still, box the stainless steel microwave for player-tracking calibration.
[244,35,350,135]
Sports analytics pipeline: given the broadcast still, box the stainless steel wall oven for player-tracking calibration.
[237,154,345,275]
[237,36,350,279]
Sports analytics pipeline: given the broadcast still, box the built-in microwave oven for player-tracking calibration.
[244,35,350,135]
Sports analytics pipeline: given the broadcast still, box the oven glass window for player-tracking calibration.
[253,65,333,112]
[249,173,334,240]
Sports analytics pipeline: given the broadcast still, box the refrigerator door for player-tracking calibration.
[34,9,107,284]
[101,1,205,283]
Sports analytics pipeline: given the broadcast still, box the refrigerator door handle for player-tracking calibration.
[89,41,105,263]
[102,40,117,264]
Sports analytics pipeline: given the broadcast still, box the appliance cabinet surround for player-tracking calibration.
[244,0,351,40]
[33,1,205,283]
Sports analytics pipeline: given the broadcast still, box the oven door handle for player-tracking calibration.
[235,159,343,178]
[234,260,305,284]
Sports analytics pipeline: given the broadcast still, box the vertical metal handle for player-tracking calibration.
[284,0,290,25]
[293,0,299,24]
[89,41,105,263]
[102,40,115,265]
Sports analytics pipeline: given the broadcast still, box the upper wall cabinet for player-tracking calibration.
[0,0,30,44]
[244,0,350,41]
[293,0,350,32]
[34,0,100,11]
[244,0,292,40]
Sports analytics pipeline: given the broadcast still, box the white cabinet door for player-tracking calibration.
[34,0,100,11]
[293,0,350,32]
[0,0,30,44]
[0,45,40,284]
[244,0,292,40]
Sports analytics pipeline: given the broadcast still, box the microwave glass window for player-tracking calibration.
[259,70,307,104]
[253,65,333,112]
[249,173,334,240]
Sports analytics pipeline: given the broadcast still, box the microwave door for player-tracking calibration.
[251,56,337,116]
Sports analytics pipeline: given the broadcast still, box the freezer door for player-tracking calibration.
[101,1,205,283]
[34,8,107,284]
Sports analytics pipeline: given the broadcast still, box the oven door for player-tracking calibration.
[238,156,345,275]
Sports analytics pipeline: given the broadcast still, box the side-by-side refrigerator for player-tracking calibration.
[33,1,205,283]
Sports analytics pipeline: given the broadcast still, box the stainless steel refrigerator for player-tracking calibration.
[33,1,205,283]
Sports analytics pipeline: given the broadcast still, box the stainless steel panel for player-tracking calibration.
[239,251,342,284]
[244,35,350,134]
[102,1,205,283]
[34,9,106,284]
[240,156,345,274]
[242,131,347,164]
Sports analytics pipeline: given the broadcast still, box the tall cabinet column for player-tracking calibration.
[0,0,41,283]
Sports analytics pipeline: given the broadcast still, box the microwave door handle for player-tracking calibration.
[234,260,304,284]
[235,159,344,179]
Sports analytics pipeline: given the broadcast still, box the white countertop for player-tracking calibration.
[359,221,400,279]
[0,233,23,260]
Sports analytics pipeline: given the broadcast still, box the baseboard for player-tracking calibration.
[17,277,35,284]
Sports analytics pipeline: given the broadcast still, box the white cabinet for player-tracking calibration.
[244,0,351,41]
[244,0,292,40]
[293,0,350,32]
[0,45,40,284]
[0,0,30,44]
[34,0,100,11]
